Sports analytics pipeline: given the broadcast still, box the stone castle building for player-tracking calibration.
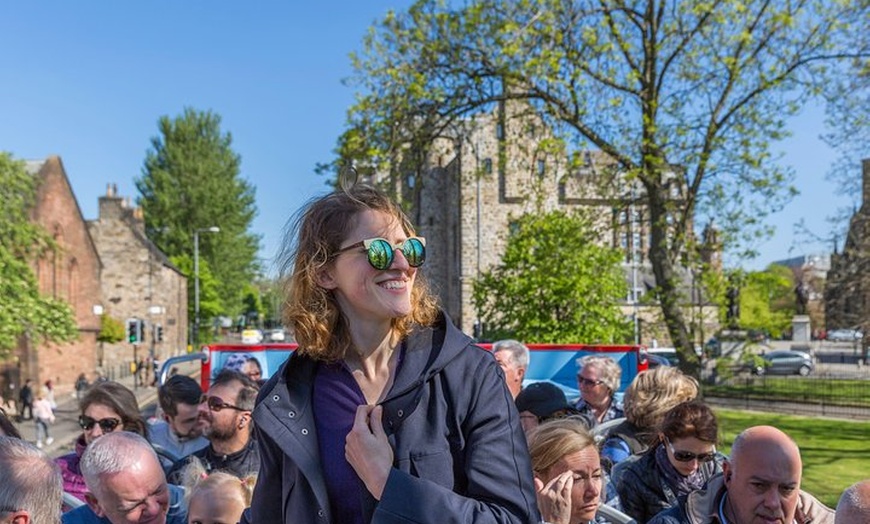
[2,157,103,399]
[376,101,720,343]
[87,184,188,374]
[1,157,187,399]
[825,159,870,333]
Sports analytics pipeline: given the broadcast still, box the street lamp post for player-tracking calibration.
[193,226,220,344]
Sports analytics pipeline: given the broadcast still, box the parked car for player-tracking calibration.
[267,329,286,342]
[752,350,814,376]
[241,329,264,344]
[826,329,863,342]
[645,353,673,369]
[645,347,680,367]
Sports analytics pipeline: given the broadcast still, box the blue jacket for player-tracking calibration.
[242,312,539,523]
[62,484,187,524]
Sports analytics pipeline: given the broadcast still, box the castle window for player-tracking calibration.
[537,159,546,177]
[483,158,492,174]
[496,123,505,140]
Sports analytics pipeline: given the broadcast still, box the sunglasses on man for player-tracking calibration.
[200,394,246,412]
[78,415,122,432]
[336,237,426,271]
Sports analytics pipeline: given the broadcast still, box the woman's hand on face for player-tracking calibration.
[346,404,394,500]
[535,470,574,524]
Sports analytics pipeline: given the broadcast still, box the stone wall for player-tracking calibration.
[87,186,189,376]
[413,101,699,339]
[825,159,870,332]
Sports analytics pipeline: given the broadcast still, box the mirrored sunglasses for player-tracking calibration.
[666,437,716,463]
[78,415,122,432]
[337,237,426,270]
[200,394,245,412]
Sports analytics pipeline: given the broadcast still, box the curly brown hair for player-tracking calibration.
[278,184,439,362]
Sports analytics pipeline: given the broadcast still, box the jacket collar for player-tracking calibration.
[684,473,834,524]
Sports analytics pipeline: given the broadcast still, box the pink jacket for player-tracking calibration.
[55,436,88,504]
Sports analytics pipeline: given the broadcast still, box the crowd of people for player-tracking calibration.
[1,182,868,524]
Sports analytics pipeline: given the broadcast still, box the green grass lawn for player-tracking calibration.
[715,409,870,508]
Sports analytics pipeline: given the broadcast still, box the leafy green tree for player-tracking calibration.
[333,0,866,375]
[170,254,221,343]
[136,107,260,323]
[0,153,78,357]
[739,265,795,338]
[472,210,632,343]
[96,314,125,367]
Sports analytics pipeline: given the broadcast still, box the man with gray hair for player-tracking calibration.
[0,435,63,524]
[492,339,529,399]
[836,479,870,524]
[62,432,186,524]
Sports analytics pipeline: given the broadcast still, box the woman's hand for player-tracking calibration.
[346,404,394,500]
[535,471,574,524]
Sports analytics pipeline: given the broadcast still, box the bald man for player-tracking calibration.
[649,425,834,524]
[836,479,870,524]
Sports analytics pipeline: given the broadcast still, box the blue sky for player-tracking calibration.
[0,2,849,274]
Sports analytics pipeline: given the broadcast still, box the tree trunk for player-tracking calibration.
[646,182,700,378]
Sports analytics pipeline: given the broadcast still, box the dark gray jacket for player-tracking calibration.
[615,447,723,523]
[241,313,539,524]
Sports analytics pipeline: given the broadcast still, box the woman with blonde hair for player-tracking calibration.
[602,366,699,470]
[243,183,537,523]
[181,457,255,524]
[529,418,615,524]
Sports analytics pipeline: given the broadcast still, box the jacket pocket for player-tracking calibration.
[404,448,455,488]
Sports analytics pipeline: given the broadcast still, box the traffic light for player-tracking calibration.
[126,319,142,344]
[156,324,164,343]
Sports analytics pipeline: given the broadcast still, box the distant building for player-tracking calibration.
[772,254,831,285]
[1,157,103,399]
[87,184,188,373]
[825,159,870,331]
[371,100,721,344]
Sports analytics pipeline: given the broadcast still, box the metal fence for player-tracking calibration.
[701,374,870,420]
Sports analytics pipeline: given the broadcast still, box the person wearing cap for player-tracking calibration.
[516,382,593,438]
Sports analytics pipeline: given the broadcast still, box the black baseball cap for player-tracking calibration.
[516,382,572,418]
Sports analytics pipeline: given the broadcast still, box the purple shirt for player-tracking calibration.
[314,361,369,524]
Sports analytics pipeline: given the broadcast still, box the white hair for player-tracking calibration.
[576,355,622,393]
[80,431,161,496]
[0,435,63,524]
[492,339,530,369]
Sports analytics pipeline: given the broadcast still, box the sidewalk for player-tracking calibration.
[10,372,160,458]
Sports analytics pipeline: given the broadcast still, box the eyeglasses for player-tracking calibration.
[200,395,246,412]
[665,437,716,463]
[78,416,122,432]
[336,237,426,270]
[577,375,604,388]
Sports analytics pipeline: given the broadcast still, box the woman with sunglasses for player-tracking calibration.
[614,401,724,523]
[55,381,147,505]
[242,184,538,523]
